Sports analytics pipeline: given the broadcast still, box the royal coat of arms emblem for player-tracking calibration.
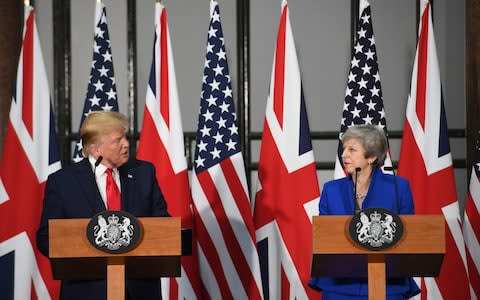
[348,207,404,250]
[86,211,142,254]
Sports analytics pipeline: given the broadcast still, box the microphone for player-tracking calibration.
[353,167,361,214]
[384,166,400,213]
[93,156,103,176]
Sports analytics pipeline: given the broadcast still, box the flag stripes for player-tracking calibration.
[192,154,262,299]
[191,2,263,298]
[464,136,480,299]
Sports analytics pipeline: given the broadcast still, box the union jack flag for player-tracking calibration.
[0,5,61,299]
[72,0,119,162]
[136,2,203,299]
[334,0,392,179]
[398,1,472,298]
[464,133,480,299]
[190,1,263,298]
[253,1,321,298]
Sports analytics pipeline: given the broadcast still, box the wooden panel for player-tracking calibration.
[107,259,125,300]
[49,217,181,258]
[368,255,386,300]
[49,217,181,280]
[312,215,445,254]
[311,215,445,277]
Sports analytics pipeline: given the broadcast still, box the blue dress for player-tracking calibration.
[309,168,421,299]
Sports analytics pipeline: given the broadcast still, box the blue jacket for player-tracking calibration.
[37,158,169,300]
[309,168,420,299]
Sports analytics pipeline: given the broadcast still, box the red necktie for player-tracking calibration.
[105,168,121,210]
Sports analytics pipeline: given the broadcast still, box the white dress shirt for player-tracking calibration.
[88,156,121,208]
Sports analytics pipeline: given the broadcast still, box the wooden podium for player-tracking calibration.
[311,215,445,300]
[49,217,181,300]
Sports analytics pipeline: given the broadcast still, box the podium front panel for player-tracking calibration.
[311,215,445,277]
[49,217,181,280]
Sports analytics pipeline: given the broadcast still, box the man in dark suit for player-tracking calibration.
[37,111,169,300]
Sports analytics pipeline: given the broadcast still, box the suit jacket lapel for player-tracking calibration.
[119,161,135,212]
[76,159,106,212]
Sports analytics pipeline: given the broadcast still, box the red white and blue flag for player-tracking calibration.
[72,0,119,162]
[0,5,61,299]
[398,1,471,298]
[190,1,263,298]
[334,0,392,179]
[136,2,203,299]
[464,133,480,299]
[253,1,321,298]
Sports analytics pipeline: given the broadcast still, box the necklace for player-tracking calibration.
[355,192,367,201]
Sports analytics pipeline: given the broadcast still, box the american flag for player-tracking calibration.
[463,133,480,299]
[464,133,480,299]
[72,0,119,162]
[136,2,203,299]
[253,1,321,298]
[190,1,263,298]
[398,1,472,298]
[0,5,61,299]
[334,0,392,179]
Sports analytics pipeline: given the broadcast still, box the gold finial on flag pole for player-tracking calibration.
[156,0,162,3]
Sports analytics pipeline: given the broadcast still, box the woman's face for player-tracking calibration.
[341,138,375,175]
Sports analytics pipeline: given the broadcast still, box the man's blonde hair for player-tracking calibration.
[80,111,128,157]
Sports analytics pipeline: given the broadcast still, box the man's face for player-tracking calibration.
[97,128,129,168]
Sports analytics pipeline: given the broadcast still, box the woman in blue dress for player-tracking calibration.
[309,124,420,299]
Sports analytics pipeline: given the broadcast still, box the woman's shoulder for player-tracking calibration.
[376,170,411,187]
[323,176,351,189]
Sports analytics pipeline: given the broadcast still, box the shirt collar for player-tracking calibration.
[88,156,117,177]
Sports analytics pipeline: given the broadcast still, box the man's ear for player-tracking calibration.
[88,143,102,157]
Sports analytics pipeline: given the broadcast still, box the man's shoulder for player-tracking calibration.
[46,159,90,183]
[120,159,156,175]
[124,158,154,169]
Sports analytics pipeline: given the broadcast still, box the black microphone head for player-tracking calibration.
[355,167,361,172]
[94,156,103,167]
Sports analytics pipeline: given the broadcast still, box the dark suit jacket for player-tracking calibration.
[37,158,169,300]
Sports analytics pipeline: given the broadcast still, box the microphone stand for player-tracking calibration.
[353,167,361,214]
[384,166,400,213]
